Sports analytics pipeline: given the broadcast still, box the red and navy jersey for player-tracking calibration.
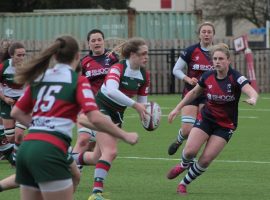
[81,50,119,95]
[198,67,249,130]
[15,64,98,141]
[180,43,214,96]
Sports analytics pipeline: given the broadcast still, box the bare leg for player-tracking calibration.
[0,174,19,191]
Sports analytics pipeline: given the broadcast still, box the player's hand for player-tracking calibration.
[4,97,15,106]
[184,77,198,86]
[243,98,256,105]
[133,102,149,121]
[124,132,139,145]
[168,109,180,123]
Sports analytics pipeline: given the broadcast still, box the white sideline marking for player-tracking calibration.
[118,156,270,164]
[125,114,258,119]
[160,107,270,112]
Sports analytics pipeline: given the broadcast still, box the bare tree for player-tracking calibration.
[199,0,270,27]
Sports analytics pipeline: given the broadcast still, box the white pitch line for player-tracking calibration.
[117,156,270,164]
[125,115,258,119]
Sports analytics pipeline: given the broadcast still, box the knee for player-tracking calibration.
[181,125,193,138]
[108,149,118,160]
[183,147,196,159]
[77,134,90,147]
[103,148,118,161]
[198,156,213,168]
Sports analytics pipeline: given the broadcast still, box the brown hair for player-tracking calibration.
[0,40,12,62]
[120,37,147,58]
[15,35,79,85]
[197,21,215,35]
[8,42,25,56]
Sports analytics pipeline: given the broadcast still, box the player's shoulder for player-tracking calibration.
[185,43,200,52]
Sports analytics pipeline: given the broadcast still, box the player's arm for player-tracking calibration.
[10,87,33,127]
[77,76,138,145]
[168,84,203,123]
[173,57,197,85]
[241,84,258,105]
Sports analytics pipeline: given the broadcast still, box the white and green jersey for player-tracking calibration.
[0,59,24,98]
[15,64,98,144]
[96,59,150,112]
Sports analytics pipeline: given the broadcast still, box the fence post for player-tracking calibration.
[170,48,176,93]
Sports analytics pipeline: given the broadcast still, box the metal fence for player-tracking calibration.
[147,48,270,94]
[17,39,270,94]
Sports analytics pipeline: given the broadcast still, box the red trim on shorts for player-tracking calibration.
[24,133,68,153]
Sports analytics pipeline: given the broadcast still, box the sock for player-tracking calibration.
[180,151,194,168]
[72,152,85,165]
[180,161,206,186]
[177,129,185,143]
[92,160,111,194]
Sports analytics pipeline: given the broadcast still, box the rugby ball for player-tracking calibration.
[142,101,161,131]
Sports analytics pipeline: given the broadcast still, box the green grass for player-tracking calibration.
[1,94,270,200]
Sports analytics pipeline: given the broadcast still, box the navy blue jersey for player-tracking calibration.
[180,43,214,96]
[198,67,249,130]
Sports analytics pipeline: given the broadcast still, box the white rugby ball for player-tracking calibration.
[142,101,161,131]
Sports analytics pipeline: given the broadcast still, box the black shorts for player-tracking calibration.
[193,117,234,142]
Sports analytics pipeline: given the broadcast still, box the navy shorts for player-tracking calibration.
[193,117,234,142]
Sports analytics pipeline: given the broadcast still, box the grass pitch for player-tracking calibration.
[1,94,270,200]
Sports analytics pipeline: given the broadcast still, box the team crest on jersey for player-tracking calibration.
[208,85,212,89]
[227,84,232,93]
[105,57,111,66]
[87,63,91,68]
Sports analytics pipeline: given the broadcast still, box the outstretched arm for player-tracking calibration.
[241,84,258,105]
[168,84,203,123]
[79,110,138,145]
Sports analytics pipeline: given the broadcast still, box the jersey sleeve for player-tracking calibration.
[76,76,98,113]
[14,86,34,113]
[104,64,123,84]
[137,70,150,96]
[198,71,208,88]
[233,70,250,88]
[180,45,193,64]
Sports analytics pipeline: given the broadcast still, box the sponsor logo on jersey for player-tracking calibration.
[237,76,247,84]
[207,93,235,102]
[122,81,128,85]
[85,68,109,78]
[181,50,187,57]
[32,118,55,129]
[192,64,214,71]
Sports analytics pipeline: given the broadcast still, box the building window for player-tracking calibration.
[161,0,172,9]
